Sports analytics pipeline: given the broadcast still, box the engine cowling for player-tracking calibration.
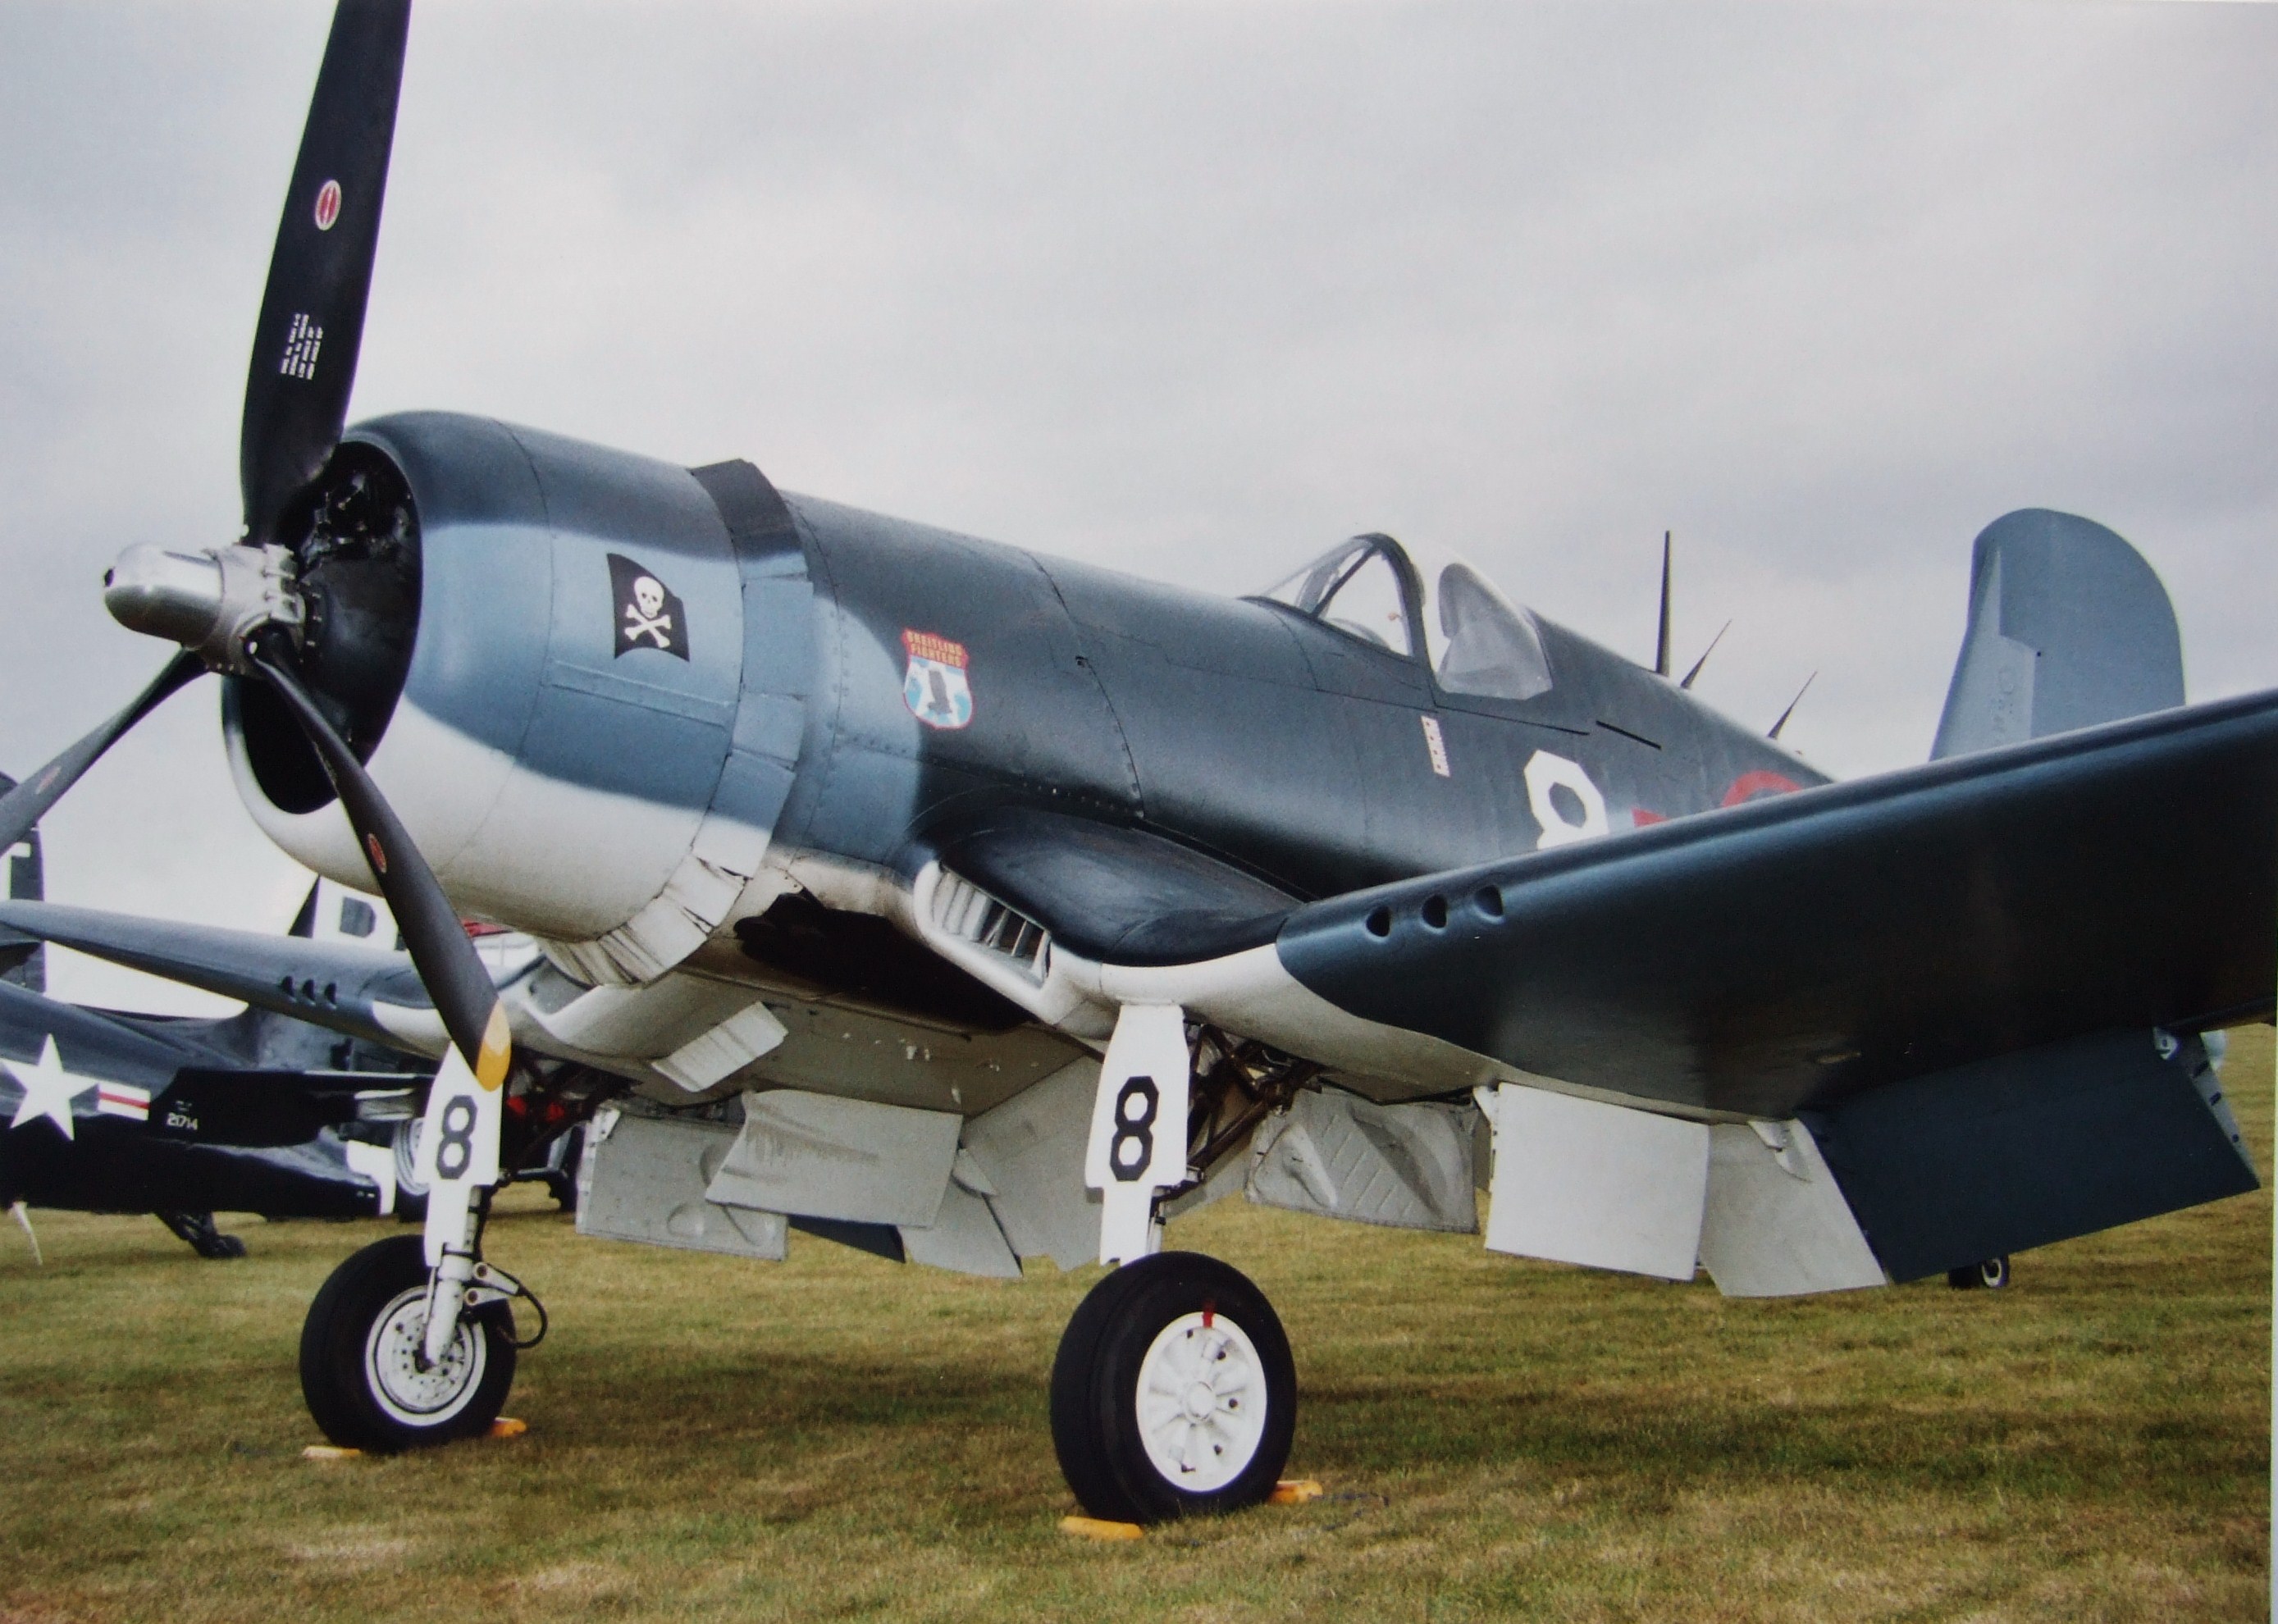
[226,412,812,983]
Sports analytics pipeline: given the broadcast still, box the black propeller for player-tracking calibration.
[240,0,413,550]
[28,0,510,1094]
[231,1,504,1086]
[254,645,509,1088]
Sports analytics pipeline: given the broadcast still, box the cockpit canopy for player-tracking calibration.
[1258,535,1554,703]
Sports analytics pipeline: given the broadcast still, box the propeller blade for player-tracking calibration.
[0,650,204,856]
[239,0,413,548]
[250,647,507,1089]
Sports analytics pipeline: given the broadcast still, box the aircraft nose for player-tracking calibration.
[104,543,226,644]
[104,541,305,670]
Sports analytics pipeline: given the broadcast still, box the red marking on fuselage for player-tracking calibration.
[902,628,969,668]
[1631,808,1667,827]
[313,179,341,231]
[1722,769,1801,808]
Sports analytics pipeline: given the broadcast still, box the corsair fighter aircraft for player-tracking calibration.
[5,0,2269,1523]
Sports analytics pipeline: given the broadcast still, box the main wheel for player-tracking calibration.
[1049,1251,1295,1524]
[299,1234,516,1452]
[1947,1256,2013,1291]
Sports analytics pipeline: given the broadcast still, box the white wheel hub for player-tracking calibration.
[364,1284,486,1428]
[1134,1310,1267,1493]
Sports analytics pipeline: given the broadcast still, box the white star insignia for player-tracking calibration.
[6,1036,103,1141]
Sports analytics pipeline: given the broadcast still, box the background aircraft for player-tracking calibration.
[0,0,2266,1526]
[0,866,582,1260]
[0,855,430,1257]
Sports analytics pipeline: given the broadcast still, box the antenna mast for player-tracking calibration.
[1655,531,1673,677]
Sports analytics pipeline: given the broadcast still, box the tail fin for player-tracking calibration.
[1931,509,2183,760]
[0,776,42,992]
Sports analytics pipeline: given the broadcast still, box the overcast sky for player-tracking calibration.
[2,0,2273,1010]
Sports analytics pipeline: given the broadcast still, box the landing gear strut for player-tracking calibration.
[1050,1252,1296,1522]
[1060,1006,1303,1521]
[157,1210,246,1259]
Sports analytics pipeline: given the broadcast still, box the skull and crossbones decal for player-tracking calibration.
[624,575,673,647]
[607,553,689,659]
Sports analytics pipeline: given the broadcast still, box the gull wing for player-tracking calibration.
[1270,689,2278,1120]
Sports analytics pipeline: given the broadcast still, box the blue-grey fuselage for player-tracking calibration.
[227,412,1819,985]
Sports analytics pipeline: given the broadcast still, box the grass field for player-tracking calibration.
[2,1033,2270,1623]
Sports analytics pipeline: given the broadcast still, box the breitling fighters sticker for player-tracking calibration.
[609,554,689,659]
[902,630,975,729]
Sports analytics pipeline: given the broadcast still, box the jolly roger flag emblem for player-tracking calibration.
[609,554,688,659]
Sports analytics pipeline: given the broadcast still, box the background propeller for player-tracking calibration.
[0,650,205,859]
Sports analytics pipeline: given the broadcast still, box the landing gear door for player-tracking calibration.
[1084,1004,1189,1266]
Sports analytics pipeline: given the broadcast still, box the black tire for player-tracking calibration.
[1947,1256,2012,1291]
[299,1234,516,1453]
[1049,1252,1295,1524]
